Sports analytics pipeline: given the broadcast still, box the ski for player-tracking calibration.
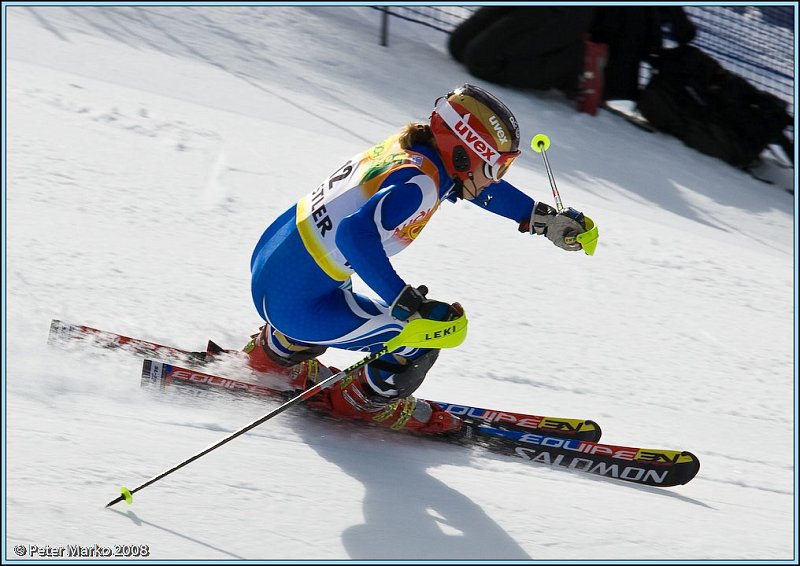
[429,401,600,441]
[51,319,700,487]
[469,426,699,488]
[46,319,601,441]
[140,359,699,487]
[47,319,214,363]
[141,359,602,442]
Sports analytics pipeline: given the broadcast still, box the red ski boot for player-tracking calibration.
[324,366,463,435]
[243,325,325,392]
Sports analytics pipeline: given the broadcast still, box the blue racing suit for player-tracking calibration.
[250,133,536,366]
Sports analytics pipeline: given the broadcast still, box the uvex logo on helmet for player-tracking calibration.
[489,115,509,145]
[453,114,500,165]
[429,83,521,183]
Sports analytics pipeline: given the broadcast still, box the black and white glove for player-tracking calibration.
[520,202,586,252]
[390,285,462,322]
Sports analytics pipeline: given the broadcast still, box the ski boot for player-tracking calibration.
[324,363,463,435]
[243,324,327,393]
[243,325,462,435]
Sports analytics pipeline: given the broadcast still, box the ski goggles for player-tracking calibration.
[483,152,519,181]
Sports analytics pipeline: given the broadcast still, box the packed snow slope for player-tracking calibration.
[4,5,796,562]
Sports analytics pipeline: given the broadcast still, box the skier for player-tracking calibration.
[246,84,595,435]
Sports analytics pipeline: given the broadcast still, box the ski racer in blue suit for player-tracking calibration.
[246,84,597,434]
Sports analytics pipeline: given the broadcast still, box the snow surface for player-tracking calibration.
[4,5,797,563]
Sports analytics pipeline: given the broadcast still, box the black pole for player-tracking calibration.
[105,315,468,507]
[380,8,389,47]
[105,346,390,507]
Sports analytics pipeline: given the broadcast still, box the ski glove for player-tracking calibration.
[520,202,586,252]
[390,285,462,322]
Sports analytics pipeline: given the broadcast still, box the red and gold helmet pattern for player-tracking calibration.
[429,84,521,183]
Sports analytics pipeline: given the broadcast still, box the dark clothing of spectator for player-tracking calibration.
[448,7,597,93]
[591,7,696,101]
[448,6,696,102]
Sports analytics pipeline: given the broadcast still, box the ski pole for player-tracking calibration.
[531,133,564,213]
[530,133,599,256]
[106,314,468,507]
